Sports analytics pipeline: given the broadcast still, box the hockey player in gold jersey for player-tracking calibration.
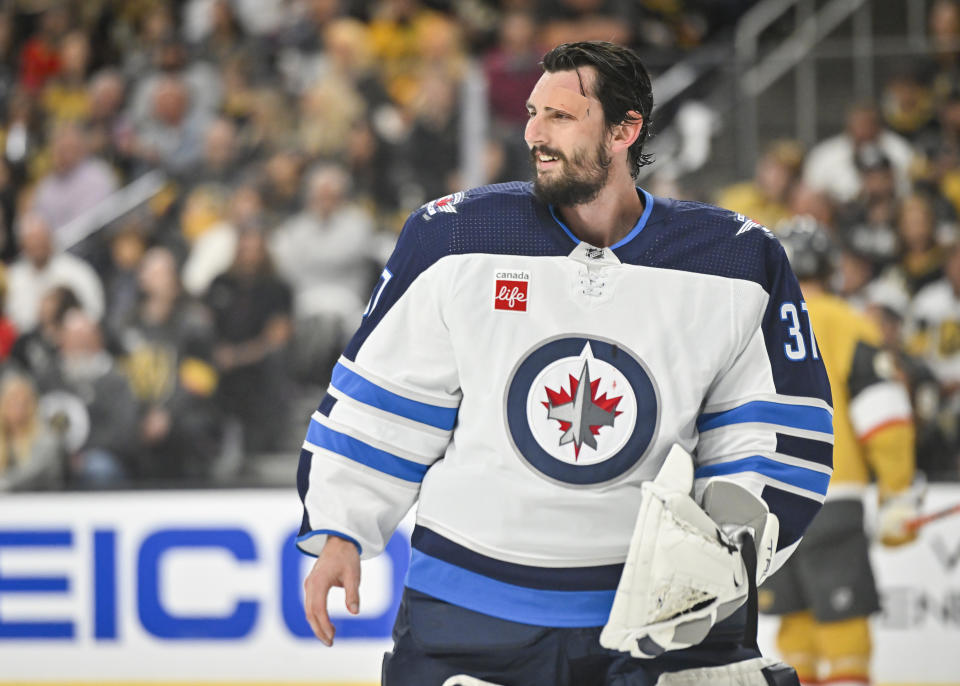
[760,216,918,686]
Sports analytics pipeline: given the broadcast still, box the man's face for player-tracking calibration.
[524,69,611,206]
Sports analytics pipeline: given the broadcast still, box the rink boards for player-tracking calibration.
[0,487,958,684]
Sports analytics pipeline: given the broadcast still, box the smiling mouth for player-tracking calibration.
[533,151,563,170]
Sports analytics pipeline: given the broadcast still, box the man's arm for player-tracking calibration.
[694,239,833,574]
[296,208,461,641]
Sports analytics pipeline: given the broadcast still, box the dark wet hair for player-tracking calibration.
[541,41,654,176]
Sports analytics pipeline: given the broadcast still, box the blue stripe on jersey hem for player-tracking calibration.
[411,525,623,591]
[331,363,458,431]
[305,420,429,483]
[405,550,615,627]
[697,401,833,435]
[296,529,363,556]
[694,456,831,495]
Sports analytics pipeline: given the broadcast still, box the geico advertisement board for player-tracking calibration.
[1,487,960,684]
[0,489,405,683]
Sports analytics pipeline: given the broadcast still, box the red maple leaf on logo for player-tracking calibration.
[542,374,623,458]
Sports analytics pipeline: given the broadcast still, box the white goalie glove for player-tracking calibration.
[599,445,780,658]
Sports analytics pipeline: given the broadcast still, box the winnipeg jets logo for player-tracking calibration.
[505,336,660,486]
[735,213,775,239]
[543,359,622,457]
[422,192,465,220]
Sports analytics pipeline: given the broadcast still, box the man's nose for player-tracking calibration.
[524,115,544,148]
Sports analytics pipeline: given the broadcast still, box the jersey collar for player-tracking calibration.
[548,187,655,250]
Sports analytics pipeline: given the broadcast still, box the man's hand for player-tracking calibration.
[303,536,361,646]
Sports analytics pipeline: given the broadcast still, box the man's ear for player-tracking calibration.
[610,110,643,153]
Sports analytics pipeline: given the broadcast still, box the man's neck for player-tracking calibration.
[555,173,644,248]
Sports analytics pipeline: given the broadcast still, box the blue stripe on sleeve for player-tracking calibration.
[306,420,429,483]
[331,363,458,431]
[695,456,830,495]
[697,401,833,435]
[405,550,616,628]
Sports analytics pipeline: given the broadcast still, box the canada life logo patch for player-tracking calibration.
[494,270,529,312]
[504,336,660,486]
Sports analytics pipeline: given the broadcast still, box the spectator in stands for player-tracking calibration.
[85,69,135,177]
[803,102,914,204]
[918,85,960,219]
[206,225,293,453]
[115,246,221,479]
[5,213,104,333]
[323,18,391,111]
[182,182,264,297]
[270,164,380,321]
[343,118,400,220]
[834,145,900,269]
[483,10,545,181]
[190,0,253,66]
[0,157,16,261]
[926,0,960,101]
[0,372,60,491]
[128,37,222,130]
[405,70,461,201]
[119,4,176,81]
[2,89,44,175]
[484,11,544,131]
[260,150,304,224]
[41,30,93,124]
[0,265,16,362]
[0,11,16,114]
[53,309,139,486]
[537,0,634,48]
[881,68,936,142]
[18,4,69,94]
[102,217,149,338]
[132,74,211,175]
[296,73,366,160]
[865,283,959,480]
[716,139,803,231]
[32,122,118,235]
[9,286,81,392]
[187,117,244,190]
[886,193,951,296]
[908,240,960,394]
[368,0,464,108]
[835,241,881,310]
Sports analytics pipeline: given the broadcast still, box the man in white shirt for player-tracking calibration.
[6,213,104,333]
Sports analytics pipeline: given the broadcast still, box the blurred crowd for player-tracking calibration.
[0,0,754,490]
[716,0,960,482]
[12,0,959,491]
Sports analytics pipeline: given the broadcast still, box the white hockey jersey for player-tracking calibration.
[297,182,833,628]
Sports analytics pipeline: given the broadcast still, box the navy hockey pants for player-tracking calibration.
[381,588,787,686]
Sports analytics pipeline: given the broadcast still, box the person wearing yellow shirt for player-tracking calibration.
[760,216,918,686]
[716,140,804,232]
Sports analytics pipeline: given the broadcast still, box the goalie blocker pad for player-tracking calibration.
[599,445,779,659]
[654,657,800,686]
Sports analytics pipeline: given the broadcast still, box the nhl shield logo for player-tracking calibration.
[505,335,660,486]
